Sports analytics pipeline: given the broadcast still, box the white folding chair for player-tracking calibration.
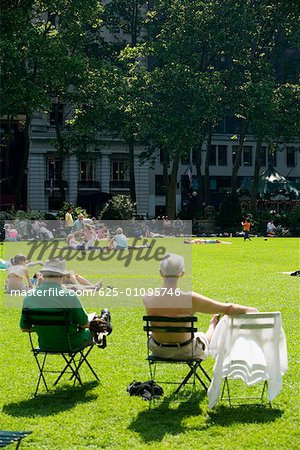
[208,312,288,408]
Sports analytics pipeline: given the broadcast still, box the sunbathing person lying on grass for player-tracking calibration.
[59,233,104,253]
[184,238,231,244]
[32,270,103,291]
[1,254,44,270]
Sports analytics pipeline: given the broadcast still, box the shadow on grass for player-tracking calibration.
[206,404,283,427]
[128,390,206,443]
[2,381,99,418]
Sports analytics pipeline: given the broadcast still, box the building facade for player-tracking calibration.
[27,110,299,216]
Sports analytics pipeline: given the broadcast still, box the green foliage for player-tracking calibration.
[216,193,242,230]
[56,202,88,220]
[0,238,298,448]
[0,212,14,222]
[286,205,300,231]
[9,209,45,220]
[100,194,136,220]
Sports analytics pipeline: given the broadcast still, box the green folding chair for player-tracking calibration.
[22,308,99,397]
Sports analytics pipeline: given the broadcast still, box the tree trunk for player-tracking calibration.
[126,135,136,204]
[231,119,247,193]
[14,112,31,208]
[194,140,204,218]
[166,151,180,219]
[250,135,263,212]
[161,146,169,209]
[54,104,66,203]
[204,124,212,206]
[4,114,12,179]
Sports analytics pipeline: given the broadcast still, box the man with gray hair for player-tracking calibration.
[144,253,257,360]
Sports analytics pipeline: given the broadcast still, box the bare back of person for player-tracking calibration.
[144,289,194,343]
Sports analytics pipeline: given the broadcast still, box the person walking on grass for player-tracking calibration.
[241,218,251,241]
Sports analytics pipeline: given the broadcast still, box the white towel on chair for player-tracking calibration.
[207,314,288,408]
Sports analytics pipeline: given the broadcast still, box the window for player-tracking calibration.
[260,146,267,166]
[217,176,231,193]
[286,147,296,167]
[80,160,95,181]
[46,156,59,181]
[243,146,252,166]
[210,179,217,191]
[111,158,128,181]
[209,145,217,165]
[50,103,64,126]
[218,145,227,166]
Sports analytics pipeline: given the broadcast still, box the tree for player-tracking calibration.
[139,0,252,217]
[101,0,148,203]
[0,0,103,207]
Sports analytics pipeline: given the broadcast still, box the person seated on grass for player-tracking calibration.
[6,254,33,293]
[83,223,97,249]
[107,227,152,251]
[109,227,128,250]
[39,224,54,240]
[19,259,107,352]
[97,225,108,240]
[4,224,19,241]
[60,232,104,253]
[143,253,257,360]
[267,220,276,236]
[66,233,88,252]
[72,213,85,232]
[184,238,231,245]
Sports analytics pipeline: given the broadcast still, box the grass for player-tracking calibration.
[0,237,299,449]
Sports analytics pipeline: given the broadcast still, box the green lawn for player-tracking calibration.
[0,238,299,449]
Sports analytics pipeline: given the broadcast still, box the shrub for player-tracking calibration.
[10,209,45,220]
[286,205,300,234]
[99,195,136,220]
[216,193,242,230]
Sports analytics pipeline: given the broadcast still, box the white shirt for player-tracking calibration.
[267,222,276,232]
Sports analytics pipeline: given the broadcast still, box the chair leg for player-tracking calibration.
[68,347,99,382]
[69,354,83,386]
[198,364,211,382]
[53,353,82,387]
[77,349,99,381]
[220,377,232,407]
[149,361,156,381]
[34,352,49,397]
[174,366,195,395]
[193,371,208,391]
